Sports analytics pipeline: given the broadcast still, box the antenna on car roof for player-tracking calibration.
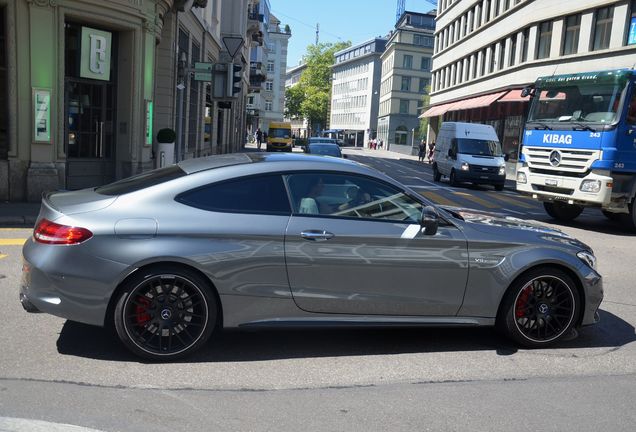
[550,64,559,77]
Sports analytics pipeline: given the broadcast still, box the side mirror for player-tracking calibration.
[521,85,535,98]
[447,149,454,158]
[420,206,439,236]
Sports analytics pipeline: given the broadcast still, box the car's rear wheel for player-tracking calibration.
[494,183,505,191]
[620,198,636,231]
[543,201,583,221]
[114,266,217,361]
[498,268,580,348]
[449,169,458,187]
[433,164,441,182]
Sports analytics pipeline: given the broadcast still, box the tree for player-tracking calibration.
[284,41,351,131]
[418,85,432,140]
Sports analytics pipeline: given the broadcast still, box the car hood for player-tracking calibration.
[439,206,592,250]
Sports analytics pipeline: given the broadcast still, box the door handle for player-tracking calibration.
[300,230,334,241]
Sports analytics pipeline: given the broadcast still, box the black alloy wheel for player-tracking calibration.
[498,268,580,347]
[114,266,217,360]
[449,169,458,187]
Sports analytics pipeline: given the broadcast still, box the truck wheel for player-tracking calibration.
[433,164,441,182]
[543,202,583,221]
[620,199,636,231]
[494,184,505,191]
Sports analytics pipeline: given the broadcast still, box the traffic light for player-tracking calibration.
[227,63,242,97]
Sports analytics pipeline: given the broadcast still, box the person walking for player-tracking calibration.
[428,141,436,164]
[256,128,263,151]
[418,140,426,162]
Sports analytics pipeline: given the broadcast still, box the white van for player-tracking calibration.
[432,122,507,191]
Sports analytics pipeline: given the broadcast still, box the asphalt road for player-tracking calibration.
[0,154,635,431]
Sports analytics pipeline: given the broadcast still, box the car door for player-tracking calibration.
[284,172,469,316]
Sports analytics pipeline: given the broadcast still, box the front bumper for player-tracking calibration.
[580,267,603,327]
[516,167,612,206]
[455,169,505,185]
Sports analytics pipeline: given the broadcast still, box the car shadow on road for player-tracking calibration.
[56,309,634,363]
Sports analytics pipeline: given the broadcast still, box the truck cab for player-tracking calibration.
[516,69,636,230]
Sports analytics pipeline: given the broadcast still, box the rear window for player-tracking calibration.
[96,165,186,196]
[176,174,291,215]
[308,145,341,157]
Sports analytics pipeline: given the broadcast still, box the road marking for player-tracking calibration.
[453,192,499,208]
[0,239,27,246]
[490,192,536,208]
[418,190,459,207]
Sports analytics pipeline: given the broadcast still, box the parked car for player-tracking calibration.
[304,142,343,158]
[21,152,602,360]
[433,122,508,190]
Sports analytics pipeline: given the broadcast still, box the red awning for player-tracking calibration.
[498,89,529,103]
[419,102,456,118]
[420,91,507,117]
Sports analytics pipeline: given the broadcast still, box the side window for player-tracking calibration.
[285,173,423,223]
[450,139,458,156]
[627,90,636,125]
[177,175,291,215]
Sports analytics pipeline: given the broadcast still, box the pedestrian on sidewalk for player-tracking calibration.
[256,128,263,150]
[418,140,426,162]
[427,141,436,164]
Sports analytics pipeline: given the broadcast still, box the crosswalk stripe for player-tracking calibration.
[453,192,499,208]
[488,192,536,209]
[418,190,460,207]
[0,239,27,246]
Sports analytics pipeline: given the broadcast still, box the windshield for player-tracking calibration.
[527,82,626,126]
[308,144,341,156]
[456,138,502,156]
[269,128,291,139]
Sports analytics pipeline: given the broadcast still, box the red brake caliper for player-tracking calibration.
[135,296,151,325]
[515,286,532,318]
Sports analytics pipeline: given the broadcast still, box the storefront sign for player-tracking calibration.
[145,100,153,146]
[33,88,51,143]
[80,27,112,81]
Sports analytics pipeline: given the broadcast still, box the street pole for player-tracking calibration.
[175,52,187,162]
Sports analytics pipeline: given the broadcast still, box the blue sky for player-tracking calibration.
[270,0,437,68]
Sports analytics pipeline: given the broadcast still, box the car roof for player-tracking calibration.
[178,151,354,175]
[308,142,340,147]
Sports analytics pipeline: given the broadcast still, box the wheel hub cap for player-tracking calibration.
[160,308,173,320]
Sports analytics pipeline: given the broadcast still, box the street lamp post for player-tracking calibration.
[175,51,188,162]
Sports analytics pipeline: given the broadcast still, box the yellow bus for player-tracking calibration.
[267,122,293,152]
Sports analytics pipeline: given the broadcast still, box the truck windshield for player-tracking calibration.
[269,128,291,138]
[527,82,626,125]
[456,138,502,156]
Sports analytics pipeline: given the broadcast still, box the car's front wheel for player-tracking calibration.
[497,267,580,348]
[114,265,218,360]
[543,202,583,221]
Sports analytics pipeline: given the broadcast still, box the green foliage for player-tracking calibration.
[156,128,176,143]
[284,24,291,34]
[418,85,432,139]
[284,41,351,128]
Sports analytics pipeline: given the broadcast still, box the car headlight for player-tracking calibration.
[498,166,506,176]
[577,250,597,269]
[516,172,527,184]
[461,162,470,171]
[580,180,601,193]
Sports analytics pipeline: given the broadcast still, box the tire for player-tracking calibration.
[494,183,505,191]
[497,267,580,348]
[114,265,218,361]
[433,164,441,182]
[543,201,583,221]
[449,169,458,187]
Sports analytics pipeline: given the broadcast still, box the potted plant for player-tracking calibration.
[156,128,176,167]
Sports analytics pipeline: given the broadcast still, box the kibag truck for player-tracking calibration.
[516,69,636,230]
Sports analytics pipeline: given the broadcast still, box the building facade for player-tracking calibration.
[330,38,387,147]
[259,14,291,130]
[425,0,636,163]
[284,62,309,138]
[0,0,252,202]
[377,11,435,155]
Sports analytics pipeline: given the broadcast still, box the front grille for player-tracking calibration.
[523,146,600,174]
[529,167,590,178]
[469,165,498,175]
[532,185,575,195]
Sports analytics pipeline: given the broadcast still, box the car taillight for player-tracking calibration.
[33,219,93,245]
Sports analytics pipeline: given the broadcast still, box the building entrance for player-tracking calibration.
[64,23,117,189]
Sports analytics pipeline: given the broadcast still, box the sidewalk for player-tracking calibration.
[0,202,40,227]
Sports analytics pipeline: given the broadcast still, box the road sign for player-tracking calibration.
[194,62,214,81]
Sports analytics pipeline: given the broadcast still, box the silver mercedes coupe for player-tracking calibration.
[20,153,603,360]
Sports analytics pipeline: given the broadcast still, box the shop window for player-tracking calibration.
[395,125,408,145]
[592,7,613,51]
[536,21,552,59]
[627,0,636,45]
[562,14,581,55]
